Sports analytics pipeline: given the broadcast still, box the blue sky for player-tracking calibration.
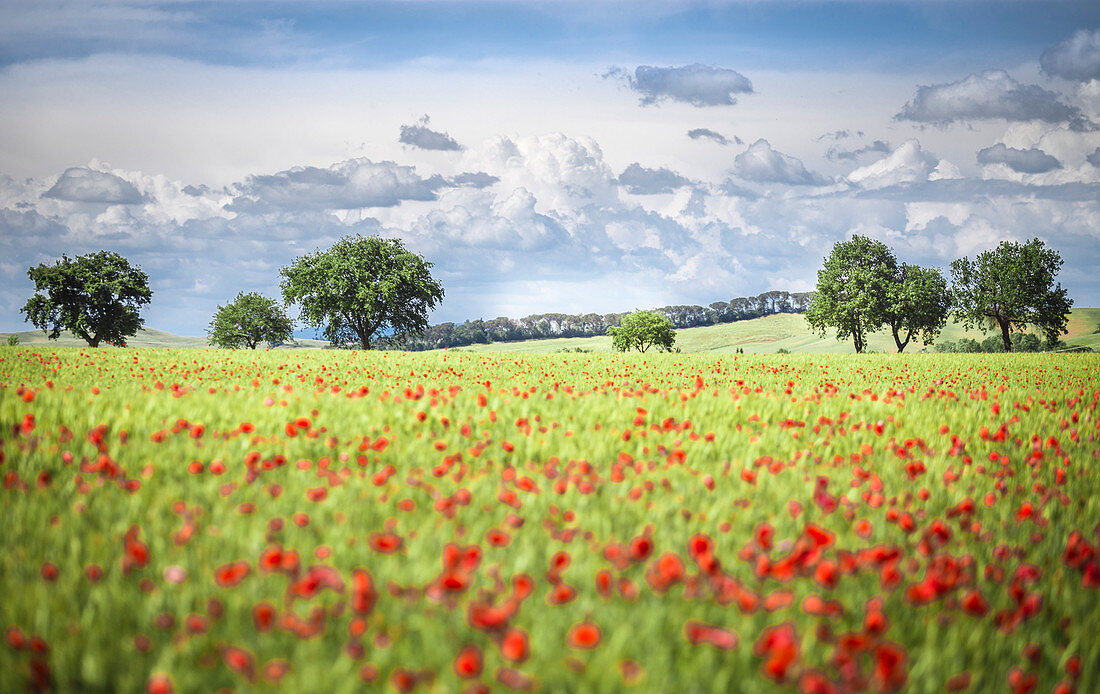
[2,0,1099,337]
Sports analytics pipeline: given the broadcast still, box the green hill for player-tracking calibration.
[448,308,1100,354]
[3,308,1097,353]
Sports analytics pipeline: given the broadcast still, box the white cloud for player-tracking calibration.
[847,140,938,189]
[608,64,754,107]
[399,116,464,152]
[687,128,738,146]
[42,167,143,204]
[733,139,827,186]
[618,163,692,194]
[231,159,446,211]
[896,70,1094,131]
[976,143,1062,174]
[1041,29,1100,83]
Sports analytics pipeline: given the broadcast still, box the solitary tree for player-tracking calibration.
[607,310,676,353]
[951,238,1073,352]
[804,236,897,353]
[280,235,444,350]
[21,251,152,347]
[883,264,951,353]
[208,292,294,349]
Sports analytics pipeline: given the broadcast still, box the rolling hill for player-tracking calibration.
[4,309,1096,354]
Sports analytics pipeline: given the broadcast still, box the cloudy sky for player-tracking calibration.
[2,0,1099,337]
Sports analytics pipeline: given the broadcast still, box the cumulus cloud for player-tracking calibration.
[687,128,739,145]
[607,64,753,107]
[42,167,144,204]
[827,140,892,161]
[449,172,499,189]
[1088,147,1100,167]
[848,140,938,189]
[231,158,446,210]
[3,129,1100,337]
[895,70,1094,131]
[399,116,464,151]
[976,143,1062,174]
[409,187,568,252]
[478,133,620,211]
[1041,29,1100,82]
[618,163,692,194]
[733,139,826,186]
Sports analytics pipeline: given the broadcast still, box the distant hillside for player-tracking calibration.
[447,308,1100,355]
[3,307,1096,354]
[388,290,814,351]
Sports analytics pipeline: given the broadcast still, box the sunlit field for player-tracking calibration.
[2,347,1098,693]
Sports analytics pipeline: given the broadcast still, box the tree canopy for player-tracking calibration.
[883,264,951,353]
[207,292,294,349]
[804,236,896,353]
[950,238,1072,351]
[607,310,676,353]
[280,235,444,350]
[21,251,152,347]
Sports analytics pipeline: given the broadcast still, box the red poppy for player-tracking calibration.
[453,644,483,678]
[214,560,251,588]
[566,622,602,650]
[223,646,256,683]
[500,627,529,663]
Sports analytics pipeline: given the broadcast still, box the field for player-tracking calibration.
[2,346,1099,693]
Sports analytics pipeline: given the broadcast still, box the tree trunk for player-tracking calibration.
[893,325,911,353]
[999,317,1012,352]
[853,329,865,354]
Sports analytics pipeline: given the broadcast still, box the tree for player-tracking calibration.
[950,238,1073,352]
[607,310,676,353]
[883,264,951,353]
[804,236,897,353]
[280,235,444,350]
[207,292,294,349]
[21,251,152,347]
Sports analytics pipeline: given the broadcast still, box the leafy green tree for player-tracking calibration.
[804,235,897,353]
[280,235,444,350]
[884,264,951,353]
[1012,333,1043,352]
[207,292,294,349]
[980,335,1006,353]
[6,335,18,346]
[950,238,1073,352]
[21,251,152,347]
[607,310,676,353]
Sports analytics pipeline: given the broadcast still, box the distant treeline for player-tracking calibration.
[384,290,813,351]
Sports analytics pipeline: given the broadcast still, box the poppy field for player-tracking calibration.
[2,346,1099,693]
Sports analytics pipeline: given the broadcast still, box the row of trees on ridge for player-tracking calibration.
[389,290,812,351]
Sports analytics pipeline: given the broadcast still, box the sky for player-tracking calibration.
[2,0,1099,338]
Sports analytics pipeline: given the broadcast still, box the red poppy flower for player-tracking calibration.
[500,627,529,663]
[567,622,602,650]
[214,560,251,588]
[453,644,483,678]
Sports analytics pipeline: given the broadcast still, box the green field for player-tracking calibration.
[4,308,1097,354]
[2,347,1099,692]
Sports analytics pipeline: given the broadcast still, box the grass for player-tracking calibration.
[2,347,1098,692]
